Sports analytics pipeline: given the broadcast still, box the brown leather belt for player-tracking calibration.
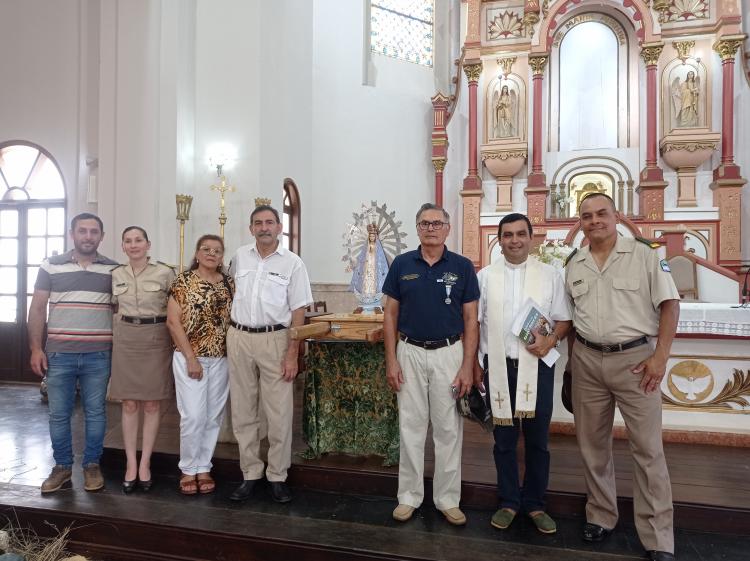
[399,333,461,350]
[121,315,167,325]
[230,320,286,333]
[576,333,648,353]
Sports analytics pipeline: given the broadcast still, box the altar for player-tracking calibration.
[298,314,399,466]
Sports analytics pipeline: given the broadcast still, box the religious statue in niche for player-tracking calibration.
[492,84,518,139]
[342,201,407,314]
[671,70,701,128]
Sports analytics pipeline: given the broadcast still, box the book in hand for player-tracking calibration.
[511,297,560,367]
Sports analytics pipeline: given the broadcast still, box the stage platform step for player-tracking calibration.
[100,447,750,537]
[2,473,748,561]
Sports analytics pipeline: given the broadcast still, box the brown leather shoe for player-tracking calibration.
[83,464,104,491]
[41,465,72,493]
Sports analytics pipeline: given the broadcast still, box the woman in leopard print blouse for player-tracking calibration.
[167,234,234,495]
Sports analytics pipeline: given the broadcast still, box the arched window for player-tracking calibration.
[282,179,301,255]
[370,0,434,67]
[0,141,66,382]
[0,142,66,324]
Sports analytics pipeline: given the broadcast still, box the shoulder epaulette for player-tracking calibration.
[112,263,126,270]
[635,236,661,249]
[564,248,578,267]
[157,260,177,270]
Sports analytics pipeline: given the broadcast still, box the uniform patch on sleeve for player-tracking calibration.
[660,259,671,272]
[401,273,419,281]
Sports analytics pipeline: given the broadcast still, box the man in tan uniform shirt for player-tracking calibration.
[565,193,680,561]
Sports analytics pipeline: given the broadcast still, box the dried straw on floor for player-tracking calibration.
[2,520,73,561]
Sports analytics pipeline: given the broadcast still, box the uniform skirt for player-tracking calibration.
[109,315,174,401]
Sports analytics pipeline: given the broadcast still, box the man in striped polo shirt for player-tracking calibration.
[28,213,118,493]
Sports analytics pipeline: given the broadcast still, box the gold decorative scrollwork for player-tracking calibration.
[498,57,516,76]
[463,63,483,83]
[432,158,447,173]
[713,38,743,61]
[673,41,695,63]
[482,151,528,161]
[640,42,664,67]
[661,142,719,152]
[663,368,750,412]
[528,55,548,76]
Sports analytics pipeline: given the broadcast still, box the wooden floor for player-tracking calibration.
[101,374,750,511]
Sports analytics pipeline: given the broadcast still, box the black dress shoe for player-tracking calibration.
[138,479,153,492]
[230,479,259,502]
[122,479,137,494]
[582,522,613,542]
[647,551,675,561]
[269,481,292,503]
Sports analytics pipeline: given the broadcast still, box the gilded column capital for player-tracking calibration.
[432,158,447,173]
[713,36,745,61]
[640,42,664,67]
[463,62,483,83]
[673,40,694,63]
[528,55,548,76]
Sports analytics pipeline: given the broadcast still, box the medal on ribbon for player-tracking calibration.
[441,272,458,304]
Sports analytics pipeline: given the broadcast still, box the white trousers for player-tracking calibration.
[396,340,464,511]
[173,351,229,475]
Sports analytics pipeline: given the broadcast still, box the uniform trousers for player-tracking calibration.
[396,339,464,511]
[227,327,293,482]
[571,341,674,553]
[173,351,229,475]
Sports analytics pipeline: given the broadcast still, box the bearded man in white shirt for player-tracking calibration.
[227,205,313,504]
[475,213,571,534]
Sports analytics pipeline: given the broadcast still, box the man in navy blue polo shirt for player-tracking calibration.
[383,203,479,526]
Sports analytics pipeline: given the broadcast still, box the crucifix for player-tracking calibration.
[494,392,505,409]
[210,172,236,239]
[523,383,532,401]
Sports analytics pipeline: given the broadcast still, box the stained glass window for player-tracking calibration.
[371,0,434,67]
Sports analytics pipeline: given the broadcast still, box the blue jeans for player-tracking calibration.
[46,351,111,467]
[485,356,554,513]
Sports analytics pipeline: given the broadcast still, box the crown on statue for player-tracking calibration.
[366,223,378,234]
[254,197,272,207]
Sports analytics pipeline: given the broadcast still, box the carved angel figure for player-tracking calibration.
[493,85,517,138]
[671,71,700,128]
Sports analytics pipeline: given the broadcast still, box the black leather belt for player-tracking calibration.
[399,333,461,350]
[576,333,648,353]
[121,315,167,325]
[230,320,286,333]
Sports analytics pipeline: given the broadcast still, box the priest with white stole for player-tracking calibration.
[475,213,572,534]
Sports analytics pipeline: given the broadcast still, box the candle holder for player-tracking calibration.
[210,163,235,239]
[176,194,193,272]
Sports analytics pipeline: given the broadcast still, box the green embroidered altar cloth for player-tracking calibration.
[302,341,399,466]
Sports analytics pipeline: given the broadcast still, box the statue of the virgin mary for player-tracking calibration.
[349,223,389,312]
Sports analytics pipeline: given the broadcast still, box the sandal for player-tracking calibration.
[179,474,198,495]
[196,473,215,494]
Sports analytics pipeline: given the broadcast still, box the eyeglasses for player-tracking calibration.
[417,220,448,231]
[199,246,224,256]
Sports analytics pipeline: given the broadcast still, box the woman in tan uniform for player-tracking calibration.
[110,226,175,493]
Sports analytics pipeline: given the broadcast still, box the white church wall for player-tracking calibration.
[306,0,436,283]
[0,0,91,217]
[192,0,262,259]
